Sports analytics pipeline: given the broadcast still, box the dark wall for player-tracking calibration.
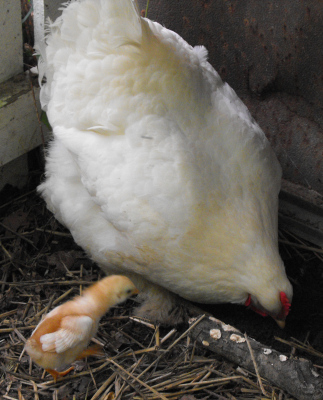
[139,0,322,193]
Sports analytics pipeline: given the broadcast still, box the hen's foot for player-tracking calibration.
[134,291,202,325]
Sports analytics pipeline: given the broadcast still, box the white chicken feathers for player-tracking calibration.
[38,0,292,323]
[39,315,94,353]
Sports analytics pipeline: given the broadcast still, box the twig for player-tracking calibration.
[90,371,118,400]
[0,241,12,260]
[0,222,38,249]
[0,326,36,334]
[278,239,323,255]
[52,287,74,306]
[112,365,148,400]
[32,380,39,400]
[0,190,36,210]
[26,293,56,324]
[35,228,72,237]
[275,336,323,359]
[107,358,168,400]
[136,315,205,381]
[129,317,156,330]
[244,333,268,396]
[0,309,18,320]
[0,280,93,286]
[160,329,176,345]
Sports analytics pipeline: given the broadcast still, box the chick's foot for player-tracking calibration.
[46,366,75,382]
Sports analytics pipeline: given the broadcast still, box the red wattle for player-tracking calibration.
[245,294,268,317]
[251,306,268,317]
[245,294,251,307]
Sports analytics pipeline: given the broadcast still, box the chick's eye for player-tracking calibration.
[126,289,132,294]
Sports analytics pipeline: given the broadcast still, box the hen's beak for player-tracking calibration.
[274,319,285,329]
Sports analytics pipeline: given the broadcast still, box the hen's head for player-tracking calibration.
[245,287,292,328]
[236,244,293,328]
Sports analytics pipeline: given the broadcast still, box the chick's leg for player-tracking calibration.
[76,344,104,360]
[46,366,74,382]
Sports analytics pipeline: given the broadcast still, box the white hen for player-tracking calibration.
[38,0,292,325]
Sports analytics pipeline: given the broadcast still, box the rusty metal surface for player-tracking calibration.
[245,94,323,193]
[139,0,323,193]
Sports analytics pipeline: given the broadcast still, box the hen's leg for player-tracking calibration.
[133,283,189,325]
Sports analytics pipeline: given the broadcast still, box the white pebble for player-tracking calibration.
[210,329,221,340]
[230,334,246,343]
[222,323,238,332]
[311,369,319,378]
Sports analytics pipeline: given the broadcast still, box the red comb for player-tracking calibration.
[280,292,291,317]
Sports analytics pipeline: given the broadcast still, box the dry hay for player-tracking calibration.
[0,188,322,400]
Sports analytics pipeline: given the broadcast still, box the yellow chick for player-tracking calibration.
[25,275,138,381]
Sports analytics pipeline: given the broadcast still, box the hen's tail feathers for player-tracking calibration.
[103,0,142,48]
[46,0,142,49]
[36,0,142,111]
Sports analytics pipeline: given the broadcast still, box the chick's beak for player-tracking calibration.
[132,288,139,295]
[274,319,285,329]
